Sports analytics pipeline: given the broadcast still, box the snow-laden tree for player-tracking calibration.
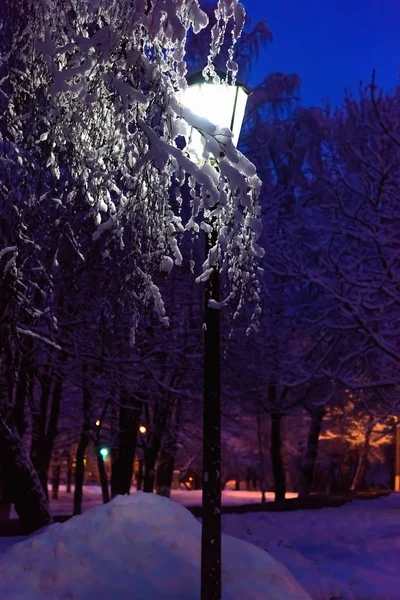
[263,84,400,389]
[3,0,262,306]
[250,80,400,382]
[315,84,400,387]
[185,0,272,82]
[233,76,400,499]
[0,0,264,531]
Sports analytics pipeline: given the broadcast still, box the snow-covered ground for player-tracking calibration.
[222,493,400,600]
[3,491,400,599]
[9,484,297,517]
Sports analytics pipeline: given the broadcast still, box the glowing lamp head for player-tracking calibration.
[180,71,250,152]
[139,425,147,434]
[100,447,109,459]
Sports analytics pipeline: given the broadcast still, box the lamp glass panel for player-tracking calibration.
[231,86,248,146]
[181,82,236,134]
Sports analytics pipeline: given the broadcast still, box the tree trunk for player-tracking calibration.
[0,263,43,525]
[143,446,159,493]
[270,412,286,501]
[51,464,60,500]
[155,449,175,497]
[66,455,72,493]
[14,365,28,438]
[0,296,48,527]
[31,362,64,500]
[142,395,170,494]
[111,392,141,497]
[73,364,91,516]
[298,408,325,497]
[14,351,34,438]
[43,368,64,478]
[136,459,144,491]
[257,415,266,503]
[97,448,110,504]
[73,433,89,515]
[111,446,118,497]
[0,416,52,530]
[30,365,53,498]
[246,472,251,491]
[0,463,12,520]
[155,400,181,498]
[94,405,111,504]
[351,421,373,491]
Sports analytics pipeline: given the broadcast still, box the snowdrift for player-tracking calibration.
[0,492,311,599]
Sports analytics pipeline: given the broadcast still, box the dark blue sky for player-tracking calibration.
[244,0,399,106]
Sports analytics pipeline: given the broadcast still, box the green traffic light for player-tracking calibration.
[100,447,109,459]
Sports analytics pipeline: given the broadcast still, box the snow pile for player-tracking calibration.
[0,492,310,600]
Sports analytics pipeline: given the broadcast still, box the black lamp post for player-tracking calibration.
[182,72,250,600]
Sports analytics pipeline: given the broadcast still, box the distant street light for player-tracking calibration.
[181,71,249,600]
[100,447,109,460]
[95,420,101,427]
[139,425,147,434]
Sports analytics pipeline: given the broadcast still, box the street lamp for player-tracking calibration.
[181,71,249,150]
[182,71,249,600]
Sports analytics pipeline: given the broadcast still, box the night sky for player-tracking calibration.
[244,0,400,107]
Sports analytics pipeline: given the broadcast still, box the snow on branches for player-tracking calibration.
[0,0,263,332]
